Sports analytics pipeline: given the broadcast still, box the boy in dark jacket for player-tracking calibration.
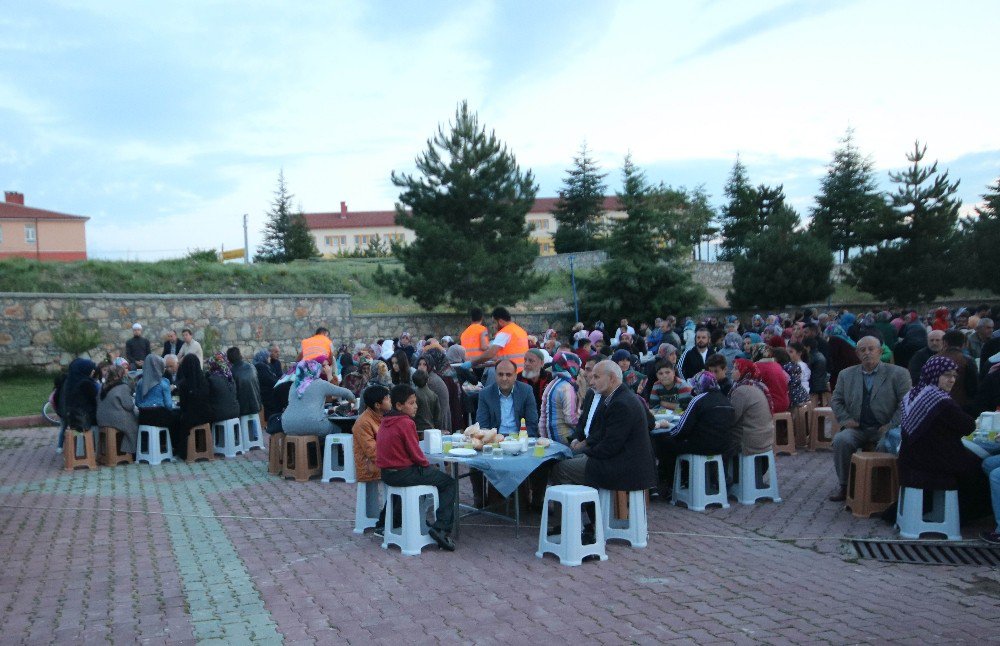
[375,384,457,551]
[411,369,441,432]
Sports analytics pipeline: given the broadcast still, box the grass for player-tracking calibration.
[0,374,54,418]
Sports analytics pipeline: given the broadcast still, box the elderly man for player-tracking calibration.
[828,336,912,501]
[907,329,945,383]
[161,329,183,357]
[518,348,552,414]
[163,354,179,385]
[124,323,151,369]
[968,318,995,361]
[268,344,283,379]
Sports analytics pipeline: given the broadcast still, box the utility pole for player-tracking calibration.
[243,214,250,264]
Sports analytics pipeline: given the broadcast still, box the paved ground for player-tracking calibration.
[0,426,997,645]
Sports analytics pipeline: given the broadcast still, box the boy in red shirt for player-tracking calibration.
[376,384,457,551]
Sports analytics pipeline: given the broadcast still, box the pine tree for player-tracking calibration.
[579,155,705,322]
[959,178,1000,291]
[849,141,962,303]
[552,142,608,253]
[375,101,542,310]
[255,171,319,263]
[717,157,758,259]
[810,129,887,263]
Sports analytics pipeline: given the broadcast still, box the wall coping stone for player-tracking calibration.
[0,292,349,300]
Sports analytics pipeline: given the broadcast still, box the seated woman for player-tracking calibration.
[227,347,262,420]
[826,324,860,389]
[253,349,280,422]
[390,350,412,386]
[651,371,735,495]
[718,333,747,380]
[612,349,645,393]
[59,358,99,448]
[898,356,991,522]
[96,364,139,454]
[359,359,394,415]
[752,344,790,414]
[136,354,176,428]
[646,360,692,411]
[174,354,213,459]
[728,359,774,456]
[282,360,357,438]
[206,353,240,423]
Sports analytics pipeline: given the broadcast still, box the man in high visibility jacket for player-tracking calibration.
[459,307,490,363]
[463,307,529,374]
[299,327,339,383]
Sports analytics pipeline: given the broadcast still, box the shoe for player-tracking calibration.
[582,523,596,545]
[428,527,456,552]
[828,487,847,502]
[981,531,1000,545]
[373,525,384,539]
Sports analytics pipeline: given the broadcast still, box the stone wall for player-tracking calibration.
[352,311,573,345]
[532,250,607,273]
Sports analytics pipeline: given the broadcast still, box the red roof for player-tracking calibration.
[0,202,90,221]
[304,196,622,230]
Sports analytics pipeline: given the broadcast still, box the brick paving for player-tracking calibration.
[1,425,998,645]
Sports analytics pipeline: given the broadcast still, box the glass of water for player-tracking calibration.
[493,446,503,460]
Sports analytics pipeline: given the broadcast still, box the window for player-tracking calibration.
[529,218,548,231]
[24,223,36,243]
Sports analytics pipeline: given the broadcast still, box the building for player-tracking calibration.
[0,192,89,261]
[304,196,624,257]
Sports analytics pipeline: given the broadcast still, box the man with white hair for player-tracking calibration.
[969,318,995,360]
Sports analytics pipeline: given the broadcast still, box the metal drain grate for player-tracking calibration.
[851,539,1000,566]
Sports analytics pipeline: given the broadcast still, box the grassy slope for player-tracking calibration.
[0,375,52,418]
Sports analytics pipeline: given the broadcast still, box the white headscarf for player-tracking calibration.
[380,340,395,360]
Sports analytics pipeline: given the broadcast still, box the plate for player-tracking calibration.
[448,447,477,457]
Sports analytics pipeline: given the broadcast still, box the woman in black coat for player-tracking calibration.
[206,352,240,423]
[174,354,212,458]
[61,358,99,444]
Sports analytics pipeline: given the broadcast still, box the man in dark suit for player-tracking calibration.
[476,359,538,436]
[161,329,183,357]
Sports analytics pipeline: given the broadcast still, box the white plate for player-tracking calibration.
[448,447,477,457]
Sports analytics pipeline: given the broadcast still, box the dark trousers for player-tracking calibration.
[138,407,185,458]
[379,466,457,532]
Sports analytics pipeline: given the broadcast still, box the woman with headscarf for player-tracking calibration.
[539,352,581,445]
[206,352,240,423]
[174,353,212,459]
[651,371,735,495]
[728,358,774,457]
[742,332,762,355]
[682,319,696,351]
[751,344,790,414]
[826,324,860,389]
[931,307,951,332]
[282,359,356,438]
[342,356,371,399]
[253,349,280,422]
[97,364,139,453]
[898,356,990,521]
[718,332,747,380]
[426,347,465,432]
[61,358,99,446]
[419,348,452,431]
[135,354,175,429]
[226,347,262,419]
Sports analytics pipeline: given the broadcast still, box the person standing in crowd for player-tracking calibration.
[124,323,151,369]
[460,307,491,365]
[462,307,529,375]
[161,329,183,358]
[178,328,204,367]
[300,327,338,384]
[268,344,283,379]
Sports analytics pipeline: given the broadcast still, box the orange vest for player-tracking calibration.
[301,334,334,363]
[460,323,489,360]
[496,322,529,373]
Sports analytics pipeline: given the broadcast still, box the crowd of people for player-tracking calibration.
[50,302,1000,549]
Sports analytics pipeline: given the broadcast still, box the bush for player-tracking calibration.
[52,302,103,357]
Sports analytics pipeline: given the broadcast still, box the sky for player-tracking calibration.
[2,0,998,260]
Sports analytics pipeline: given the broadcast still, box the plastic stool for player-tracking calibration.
[137,425,173,465]
[895,487,961,540]
[792,404,810,448]
[240,414,266,452]
[845,452,898,518]
[598,489,647,548]
[536,485,607,566]
[772,411,796,456]
[267,432,285,475]
[808,407,836,451]
[354,480,384,534]
[186,424,214,463]
[213,418,244,458]
[64,428,98,471]
[97,426,133,467]
[728,451,781,505]
[283,435,321,482]
[322,433,356,483]
[672,454,730,511]
[382,485,439,556]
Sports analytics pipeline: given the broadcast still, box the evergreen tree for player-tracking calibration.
[552,142,608,253]
[717,157,758,259]
[255,171,320,263]
[849,141,962,303]
[959,178,1000,291]
[579,155,704,323]
[810,129,887,263]
[375,101,542,310]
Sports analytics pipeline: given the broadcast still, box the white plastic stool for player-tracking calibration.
[213,418,244,458]
[239,414,266,452]
[598,489,648,548]
[728,451,781,505]
[136,425,174,465]
[895,487,961,540]
[354,480,384,534]
[382,485,439,556]
[537,485,607,566]
[672,454,730,511]
[322,433,356,483]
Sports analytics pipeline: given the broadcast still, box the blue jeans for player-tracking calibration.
[982,455,1000,532]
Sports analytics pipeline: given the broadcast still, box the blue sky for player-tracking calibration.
[1,0,998,259]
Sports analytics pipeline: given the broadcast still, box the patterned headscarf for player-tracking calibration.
[902,356,958,440]
[551,352,581,380]
[101,364,128,400]
[423,348,448,374]
[750,344,771,362]
[113,357,130,369]
[207,352,234,385]
[292,359,322,399]
[690,370,719,395]
[724,332,743,351]
[730,358,774,410]
[825,324,856,348]
[368,359,393,388]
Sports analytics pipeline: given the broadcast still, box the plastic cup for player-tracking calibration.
[533,445,545,458]
[483,444,493,455]
[443,441,452,453]
[493,446,503,460]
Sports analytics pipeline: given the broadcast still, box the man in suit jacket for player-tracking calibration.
[829,336,912,501]
[552,360,657,495]
[162,329,183,357]
[476,359,539,437]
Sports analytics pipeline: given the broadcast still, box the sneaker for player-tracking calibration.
[373,526,384,539]
[828,487,847,502]
[981,531,1000,545]
[428,527,456,552]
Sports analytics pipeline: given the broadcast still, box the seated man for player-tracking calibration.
[517,349,552,415]
[828,336,911,501]
[375,384,456,551]
[476,359,539,437]
[411,369,442,432]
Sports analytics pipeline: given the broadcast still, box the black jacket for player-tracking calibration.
[207,374,240,422]
[678,347,713,380]
[162,340,184,357]
[580,385,657,491]
[669,390,734,455]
